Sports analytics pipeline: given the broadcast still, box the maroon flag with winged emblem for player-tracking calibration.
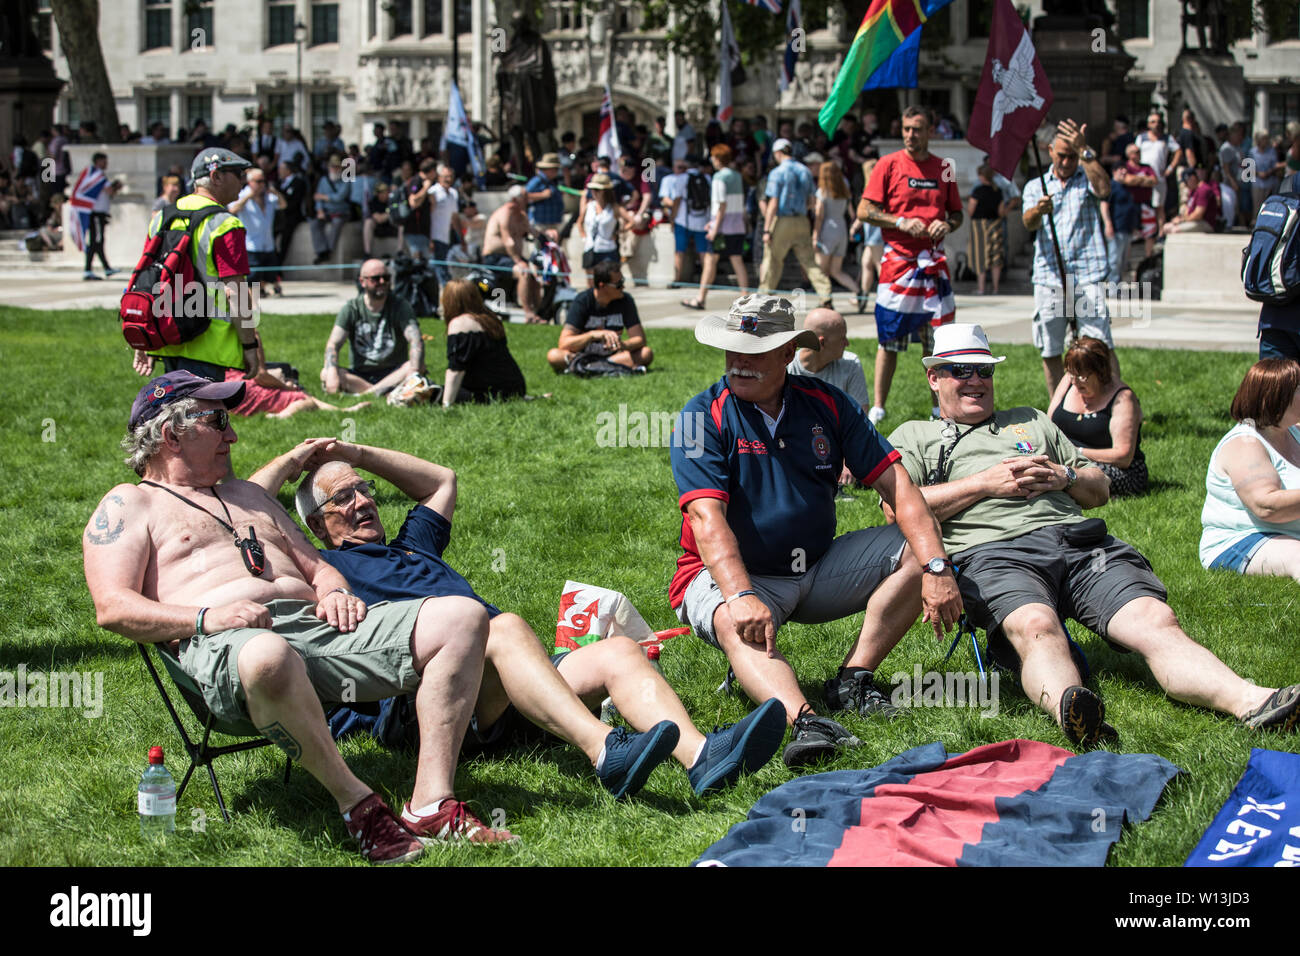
[966,0,1053,179]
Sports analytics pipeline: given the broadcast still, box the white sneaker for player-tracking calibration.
[867,406,886,426]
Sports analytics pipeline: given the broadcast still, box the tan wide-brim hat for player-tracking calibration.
[588,173,615,191]
[695,294,821,355]
[536,153,561,169]
[922,323,1007,368]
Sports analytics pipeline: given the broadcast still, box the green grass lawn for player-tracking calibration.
[0,303,1294,867]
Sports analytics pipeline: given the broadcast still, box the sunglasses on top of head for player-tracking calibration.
[939,363,995,380]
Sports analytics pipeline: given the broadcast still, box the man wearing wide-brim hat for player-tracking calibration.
[526,152,566,237]
[886,323,1300,746]
[669,294,963,768]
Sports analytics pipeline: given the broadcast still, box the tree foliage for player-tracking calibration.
[640,0,834,78]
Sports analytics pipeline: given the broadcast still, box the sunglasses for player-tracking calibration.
[185,409,230,431]
[362,274,391,283]
[940,364,995,380]
[308,480,376,516]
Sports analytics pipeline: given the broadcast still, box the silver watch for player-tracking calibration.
[1081,148,1096,163]
[923,557,953,575]
[1064,466,1077,489]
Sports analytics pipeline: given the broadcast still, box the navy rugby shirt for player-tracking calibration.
[669,374,899,607]
[319,505,501,617]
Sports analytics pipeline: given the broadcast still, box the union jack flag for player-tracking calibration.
[748,0,783,14]
[597,85,621,166]
[68,164,108,252]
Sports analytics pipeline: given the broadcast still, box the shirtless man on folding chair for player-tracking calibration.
[82,370,514,863]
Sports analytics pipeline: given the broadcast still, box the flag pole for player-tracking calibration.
[1031,137,1075,342]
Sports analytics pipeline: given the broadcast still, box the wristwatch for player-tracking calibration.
[1081,148,1096,163]
[1064,466,1078,489]
[923,557,954,575]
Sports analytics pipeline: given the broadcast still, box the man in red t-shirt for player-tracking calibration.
[856,107,963,424]
[1161,167,1219,235]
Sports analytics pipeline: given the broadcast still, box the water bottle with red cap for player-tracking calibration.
[138,745,176,838]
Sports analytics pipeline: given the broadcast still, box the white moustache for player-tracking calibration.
[728,368,765,380]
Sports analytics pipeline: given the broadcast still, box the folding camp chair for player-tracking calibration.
[136,643,291,822]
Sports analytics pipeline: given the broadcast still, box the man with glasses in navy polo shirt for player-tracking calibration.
[887,324,1300,747]
[670,294,963,768]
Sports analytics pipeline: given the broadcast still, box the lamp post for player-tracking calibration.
[294,19,308,132]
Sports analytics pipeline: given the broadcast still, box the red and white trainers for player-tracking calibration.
[343,793,424,865]
[402,798,520,845]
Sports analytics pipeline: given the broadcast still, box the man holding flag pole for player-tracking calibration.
[965,0,1112,398]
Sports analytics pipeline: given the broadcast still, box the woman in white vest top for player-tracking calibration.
[1201,359,1300,578]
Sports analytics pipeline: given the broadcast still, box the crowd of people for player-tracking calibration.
[18,95,1296,865]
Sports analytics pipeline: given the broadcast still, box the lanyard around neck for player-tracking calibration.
[140,481,266,576]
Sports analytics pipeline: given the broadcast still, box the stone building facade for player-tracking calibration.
[33,0,1300,149]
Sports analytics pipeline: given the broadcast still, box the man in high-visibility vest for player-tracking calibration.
[131,148,266,384]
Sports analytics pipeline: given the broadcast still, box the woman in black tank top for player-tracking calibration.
[1047,337,1148,496]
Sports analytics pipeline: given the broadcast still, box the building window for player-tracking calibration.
[1115,0,1149,41]
[144,0,172,51]
[1267,4,1300,42]
[455,0,472,35]
[144,95,171,131]
[266,92,294,125]
[1268,90,1300,138]
[311,2,339,44]
[185,93,212,132]
[268,0,296,46]
[311,91,338,145]
[186,0,214,48]
[546,2,585,32]
[421,0,442,36]
[391,0,413,37]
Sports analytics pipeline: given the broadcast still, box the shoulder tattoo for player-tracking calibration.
[86,494,126,546]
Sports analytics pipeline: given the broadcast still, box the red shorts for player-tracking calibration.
[226,368,305,415]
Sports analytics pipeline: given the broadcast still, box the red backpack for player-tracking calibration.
[119,203,225,351]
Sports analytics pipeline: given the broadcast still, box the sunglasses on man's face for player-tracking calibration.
[185,409,230,432]
[362,274,391,283]
[940,364,995,380]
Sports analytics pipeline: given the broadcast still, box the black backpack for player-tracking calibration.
[686,172,711,215]
[119,204,225,351]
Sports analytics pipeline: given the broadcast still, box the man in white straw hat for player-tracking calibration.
[669,294,963,768]
[886,323,1300,747]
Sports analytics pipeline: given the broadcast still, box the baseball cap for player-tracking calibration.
[129,371,245,430]
[772,138,793,154]
[190,147,253,181]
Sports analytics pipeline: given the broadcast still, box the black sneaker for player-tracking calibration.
[1060,685,1110,749]
[1240,683,1300,732]
[825,668,899,718]
[782,704,861,769]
